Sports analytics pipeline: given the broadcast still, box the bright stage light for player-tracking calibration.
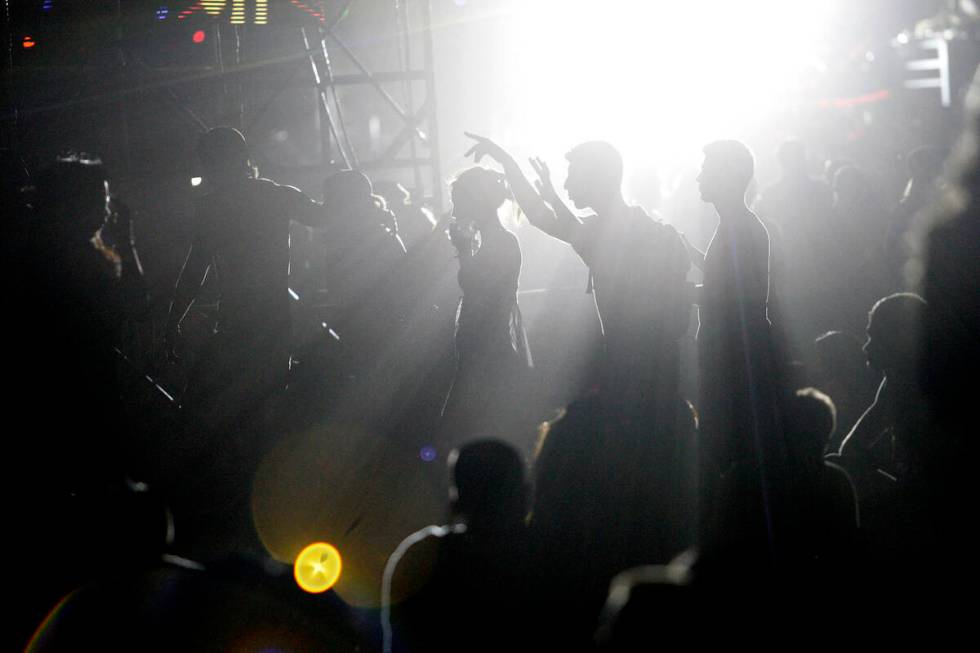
[502,0,834,175]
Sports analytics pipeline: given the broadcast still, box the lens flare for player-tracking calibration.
[252,425,443,606]
[294,542,342,593]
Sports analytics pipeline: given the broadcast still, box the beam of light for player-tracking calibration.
[294,541,342,593]
[500,0,836,176]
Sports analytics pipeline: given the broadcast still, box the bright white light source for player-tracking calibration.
[191,177,202,187]
[502,0,834,174]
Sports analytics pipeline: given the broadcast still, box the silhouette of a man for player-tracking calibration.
[691,140,783,542]
[838,293,928,473]
[463,133,690,420]
[166,127,327,428]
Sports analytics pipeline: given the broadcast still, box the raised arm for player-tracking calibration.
[528,156,582,236]
[463,132,579,243]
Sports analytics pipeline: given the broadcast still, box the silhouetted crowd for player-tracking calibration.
[5,66,979,652]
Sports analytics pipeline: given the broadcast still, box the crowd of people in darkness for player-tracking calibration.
[5,61,979,652]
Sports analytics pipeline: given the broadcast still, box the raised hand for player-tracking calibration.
[529,156,559,203]
[463,132,514,166]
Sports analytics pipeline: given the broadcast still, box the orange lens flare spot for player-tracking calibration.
[293,542,342,594]
[23,36,36,49]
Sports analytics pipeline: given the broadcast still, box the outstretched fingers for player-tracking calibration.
[463,132,490,162]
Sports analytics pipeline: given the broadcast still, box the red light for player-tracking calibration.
[192,30,206,44]
[22,35,36,49]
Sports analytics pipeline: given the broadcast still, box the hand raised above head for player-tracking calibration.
[463,132,513,166]
[529,156,558,202]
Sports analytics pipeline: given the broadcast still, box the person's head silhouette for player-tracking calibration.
[563,141,623,211]
[322,169,375,216]
[450,166,509,226]
[863,292,926,376]
[448,439,527,532]
[196,126,251,183]
[697,140,754,206]
[784,387,837,464]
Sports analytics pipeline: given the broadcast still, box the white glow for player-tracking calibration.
[190,177,202,187]
[501,0,834,177]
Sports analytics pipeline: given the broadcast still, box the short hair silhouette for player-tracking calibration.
[196,126,250,177]
[866,292,926,372]
[448,439,526,529]
[322,169,374,206]
[785,387,837,461]
[451,166,510,211]
[703,139,754,193]
[565,141,624,194]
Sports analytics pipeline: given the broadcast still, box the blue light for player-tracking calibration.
[156,6,169,20]
[42,0,54,12]
[419,446,437,463]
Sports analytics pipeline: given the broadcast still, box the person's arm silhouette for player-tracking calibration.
[528,156,580,235]
[278,184,327,229]
[463,132,580,242]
